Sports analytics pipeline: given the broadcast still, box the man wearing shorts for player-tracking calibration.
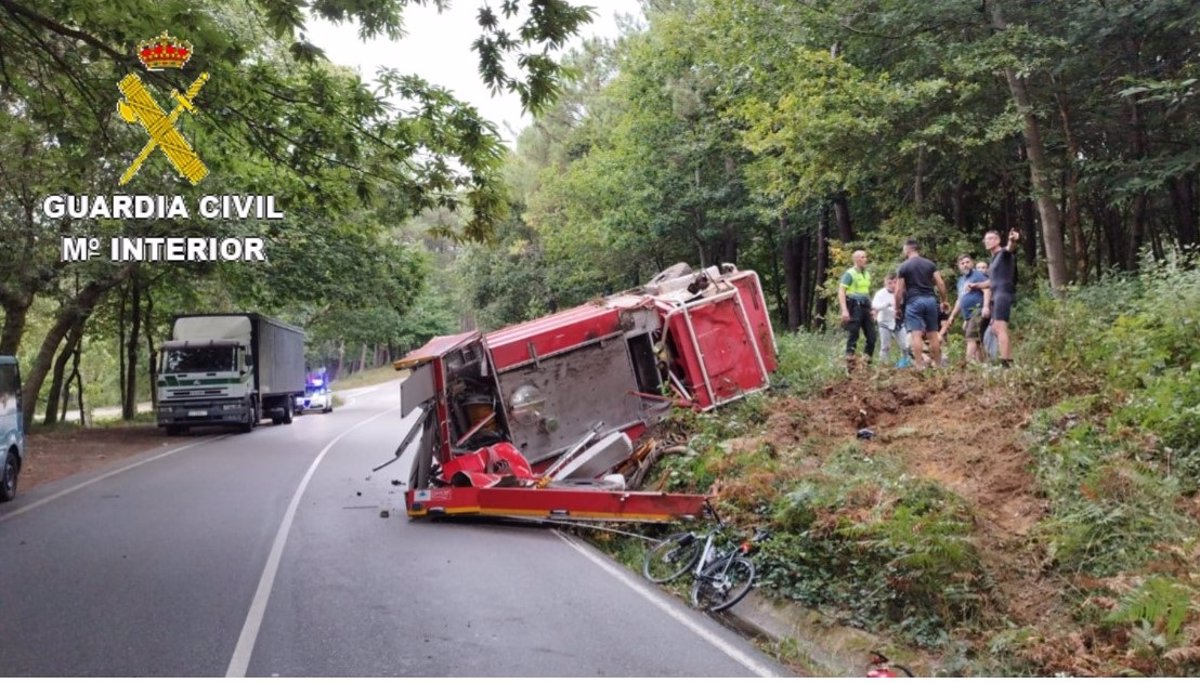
[941,254,988,362]
[893,239,949,370]
[972,229,1020,367]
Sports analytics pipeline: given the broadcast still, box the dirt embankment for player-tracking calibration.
[757,370,1067,633]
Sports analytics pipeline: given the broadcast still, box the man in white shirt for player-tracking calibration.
[872,273,909,363]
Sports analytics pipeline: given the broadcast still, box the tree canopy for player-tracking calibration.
[0,0,595,424]
[461,0,1200,332]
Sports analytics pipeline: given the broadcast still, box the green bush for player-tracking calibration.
[1036,458,1189,575]
[773,330,844,395]
[1023,254,1200,575]
[758,447,987,647]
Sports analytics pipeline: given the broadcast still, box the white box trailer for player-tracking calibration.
[156,313,305,435]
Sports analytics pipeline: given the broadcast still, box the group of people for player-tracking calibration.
[837,229,1021,372]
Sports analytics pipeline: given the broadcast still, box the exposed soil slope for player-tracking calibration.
[756,370,1067,634]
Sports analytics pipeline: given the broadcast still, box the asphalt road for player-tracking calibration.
[0,381,787,677]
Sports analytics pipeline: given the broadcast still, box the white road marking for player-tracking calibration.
[553,530,778,678]
[0,435,227,524]
[225,405,401,677]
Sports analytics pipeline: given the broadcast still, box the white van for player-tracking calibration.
[0,356,24,502]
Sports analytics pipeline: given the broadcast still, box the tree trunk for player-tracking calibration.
[1127,95,1150,270]
[1129,194,1148,269]
[145,284,158,412]
[117,283,127,411]
[814,204,831,330]
[952,181,967,232]
[1054,85,1089,283]
[798,231,813,328]
[990,0,1068,291]
[358,343,368,374]
[74,335,87,426]
[1106,205,1124,270]
[123,271,141,421]
[21,265,135,429]
[0,291,33,356]
[768,217,787,325]
[1022,197,1038,271]
[832,191,854,242]
[1171,173,1199,248]
[1150,221,1165,261]
[782,216,803,333]
[42,318,86,427]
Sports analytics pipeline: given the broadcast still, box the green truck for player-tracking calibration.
[155,313,305,435]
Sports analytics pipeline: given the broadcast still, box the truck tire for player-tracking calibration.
[1,449,18,503]
[165,425,187,436]
[240,402,257,433]
[282,399,293,425]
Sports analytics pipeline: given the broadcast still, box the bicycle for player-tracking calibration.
[642,506,770,612]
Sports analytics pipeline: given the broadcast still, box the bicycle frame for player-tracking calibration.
[694,538,737,580]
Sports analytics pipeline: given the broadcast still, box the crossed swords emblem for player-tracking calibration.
[116,72,210,185]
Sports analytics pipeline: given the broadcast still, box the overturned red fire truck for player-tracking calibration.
[388,263,778,523]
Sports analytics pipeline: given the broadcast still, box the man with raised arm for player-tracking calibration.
[970,229,1021,367]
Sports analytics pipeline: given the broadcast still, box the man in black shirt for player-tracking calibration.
[894,239,950,370]
[969,229,1020,366]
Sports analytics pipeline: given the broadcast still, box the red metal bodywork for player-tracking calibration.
[486,303,629,373]
[393,265,776,523]
[407,487,709,523]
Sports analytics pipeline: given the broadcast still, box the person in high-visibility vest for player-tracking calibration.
[838,249,876,372]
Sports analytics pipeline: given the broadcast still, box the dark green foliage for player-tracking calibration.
[772,332,845,396]
[757,447,986,648]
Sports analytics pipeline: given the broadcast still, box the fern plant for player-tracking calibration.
[1105,575,1193,646]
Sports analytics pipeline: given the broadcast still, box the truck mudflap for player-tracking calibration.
[405,486,708,523]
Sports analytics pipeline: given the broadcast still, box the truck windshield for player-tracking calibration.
[162,347,237,373]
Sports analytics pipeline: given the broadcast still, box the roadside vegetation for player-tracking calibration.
[626,255,1200,676]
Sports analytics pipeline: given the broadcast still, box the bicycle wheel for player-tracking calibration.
[643,533,702,583]
[690,557,755,612]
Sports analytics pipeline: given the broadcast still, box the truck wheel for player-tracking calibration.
[1,449,18,503]
[240,403,257,433]
[282,399,293,425]
[165,425,186,436]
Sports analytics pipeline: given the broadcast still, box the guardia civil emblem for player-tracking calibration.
[116,32,210,185]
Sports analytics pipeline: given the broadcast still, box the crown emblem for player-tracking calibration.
[137,31,193,71]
